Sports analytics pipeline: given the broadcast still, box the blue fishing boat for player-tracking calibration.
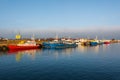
[90,41,98,46]
[42,39,77,49]
[42,40,66,48]
[42,35,77,49]
[89,36,103,46]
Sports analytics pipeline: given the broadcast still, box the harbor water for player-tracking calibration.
[0,43,120,80]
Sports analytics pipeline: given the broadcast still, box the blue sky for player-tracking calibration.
[0,0,120,39]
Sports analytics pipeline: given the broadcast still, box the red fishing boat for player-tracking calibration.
[104,41,110,44]
[8,40,41,50]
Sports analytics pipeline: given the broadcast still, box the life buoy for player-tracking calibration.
[2,46,9,51]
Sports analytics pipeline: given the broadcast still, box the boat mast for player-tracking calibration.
[31,34,35,41]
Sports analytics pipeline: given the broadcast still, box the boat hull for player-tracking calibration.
[42,42,77,49]
[8,45,40,50]
[104,42,110,44]
[42,42,65,48]
[90,42,98,46]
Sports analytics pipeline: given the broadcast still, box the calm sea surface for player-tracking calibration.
[0,43,120,80]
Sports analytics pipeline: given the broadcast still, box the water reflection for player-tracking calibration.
[77,44,110,53]
[77,45,87,53]
[0,48,76,61]
[0,51,7,56]
[77,45,100,53]
[0,44,113,61]
[8,49,41,62]
[102,44,110,52]
[1,44,120,80]
[41,48,76,58]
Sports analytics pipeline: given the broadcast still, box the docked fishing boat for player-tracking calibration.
[97,40,104,45]
[103,40,110,44]
[104,41,110,44]
[42,39,77,49]
[74,39,81,45]
[42,35,77,49]
[74,38,88,45]
[63,39,77,48]
[90,41,98,46]
[89,36,104,46]
[8,40,41,50]
[42,40,65,48]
